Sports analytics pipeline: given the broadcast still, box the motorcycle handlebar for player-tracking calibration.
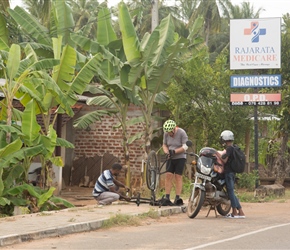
[185,152,199,158]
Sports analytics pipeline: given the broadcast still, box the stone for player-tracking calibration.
[254,184,285,198]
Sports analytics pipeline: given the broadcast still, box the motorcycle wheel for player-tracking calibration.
[146,150,158,191]
[187,188,205,219]
[216,202,231,216]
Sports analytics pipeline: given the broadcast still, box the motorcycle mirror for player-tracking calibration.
[186,140,193,147]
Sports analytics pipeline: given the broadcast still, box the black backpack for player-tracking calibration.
[230,145,246,173]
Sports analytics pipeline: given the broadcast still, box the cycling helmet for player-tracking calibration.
[220,130,234,144]
[163,120,176,132]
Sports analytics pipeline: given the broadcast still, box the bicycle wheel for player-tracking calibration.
[146,150,158,191]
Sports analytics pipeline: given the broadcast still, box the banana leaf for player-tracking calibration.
[118,2,141,66]
[8,6,51,46]
[0,145,44,167]
[21,100,41,145]
[97,8,117,45]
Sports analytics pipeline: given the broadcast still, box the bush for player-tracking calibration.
[236,170,259,191]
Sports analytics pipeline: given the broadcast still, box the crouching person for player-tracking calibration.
[92,163,131,206]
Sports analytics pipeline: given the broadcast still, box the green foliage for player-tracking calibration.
[236,171,259,191]
[181,176,193,197]
[0,3,98,216]
[236,190,259,203]
[167,50,252,150]
[0,183,74,216]
[258,138,269,166]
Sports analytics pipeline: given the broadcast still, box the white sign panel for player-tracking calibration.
[230,18,281,70]
[230,93,281,106]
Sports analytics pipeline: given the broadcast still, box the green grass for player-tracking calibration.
[237,188,290,203]
[102,209,160,229]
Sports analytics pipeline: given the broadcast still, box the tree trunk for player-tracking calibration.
[273,133,288,185]
[123,133,131,195]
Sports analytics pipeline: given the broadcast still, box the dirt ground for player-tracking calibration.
[59,186,97,207]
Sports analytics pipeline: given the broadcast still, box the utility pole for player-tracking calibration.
[151,0,159,32]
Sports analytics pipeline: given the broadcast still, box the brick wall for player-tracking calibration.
[73,105,146,188]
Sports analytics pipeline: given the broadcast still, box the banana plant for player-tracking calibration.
[72,3,196,188]
[3,1,113,176]
[0,1,113,213]
[7,0,74,47]
[17,36,103,183]
[118,2,192,154]
[71,6,143,190]
[0,44,73,212]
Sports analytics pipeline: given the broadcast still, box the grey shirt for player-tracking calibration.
[163,127,188,159]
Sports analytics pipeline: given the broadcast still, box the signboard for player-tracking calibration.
[230,18,281,70]
[230,74,281,88]
[230,93,281,106]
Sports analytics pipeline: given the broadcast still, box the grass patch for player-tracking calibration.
[102,209,160,229]
[36,212,53,216]
[102,214,142,228]
[236,190,259,202]
[237,188,290,203]
[139,208,160,220]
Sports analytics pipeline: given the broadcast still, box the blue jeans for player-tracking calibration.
[225,171,241,209]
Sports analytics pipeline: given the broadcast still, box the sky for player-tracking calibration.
[9,0,289,19]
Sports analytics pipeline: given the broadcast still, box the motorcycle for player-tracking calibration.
[186,141,231,219]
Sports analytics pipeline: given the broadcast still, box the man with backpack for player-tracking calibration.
[220,130,246,219]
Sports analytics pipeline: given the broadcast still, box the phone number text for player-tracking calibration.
[230,101,281,106]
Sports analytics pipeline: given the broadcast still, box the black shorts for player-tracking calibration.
[166,158,186,175]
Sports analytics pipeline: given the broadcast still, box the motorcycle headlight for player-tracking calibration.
[197,158,212,175]
[200,164,211,175]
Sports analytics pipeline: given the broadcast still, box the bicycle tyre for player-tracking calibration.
[146,150,158,191]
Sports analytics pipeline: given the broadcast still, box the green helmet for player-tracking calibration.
[163,120,176,132]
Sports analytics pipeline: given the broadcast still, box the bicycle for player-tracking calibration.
[145,150,169,204]
[145,149,195,210]
[146,151,166,191]
[130,148,194,208]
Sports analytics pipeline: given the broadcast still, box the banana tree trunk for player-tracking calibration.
[123,133,131,195]
[6,101,12,143]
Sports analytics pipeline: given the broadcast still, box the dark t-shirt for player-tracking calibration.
[221,145,234,173]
